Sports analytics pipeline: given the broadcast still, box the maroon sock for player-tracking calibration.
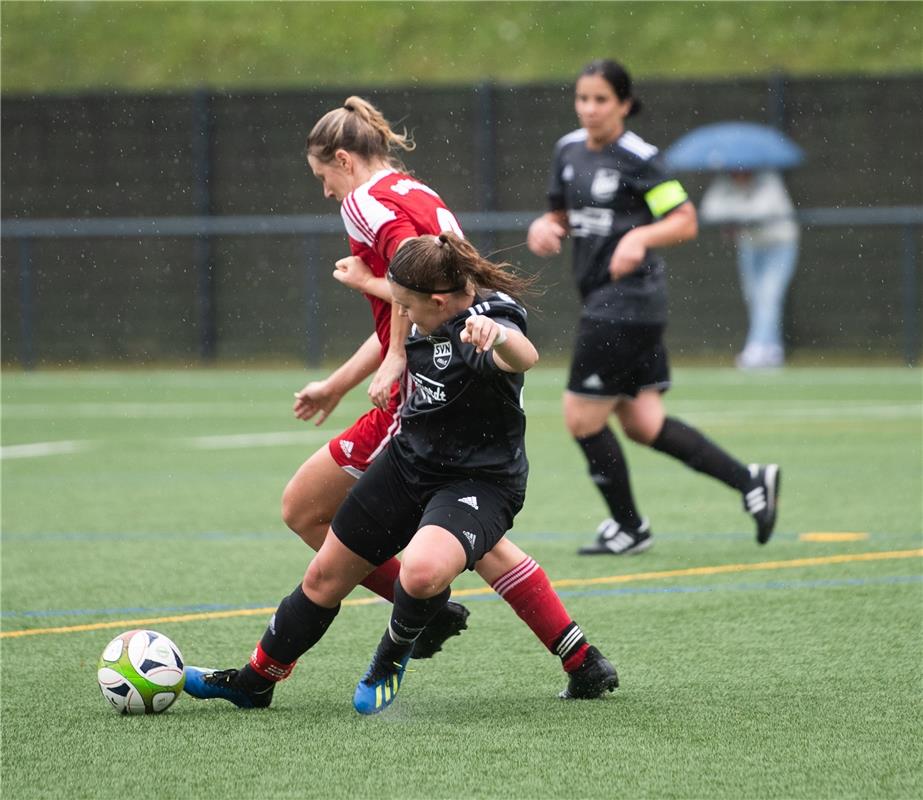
[359,557,401,602]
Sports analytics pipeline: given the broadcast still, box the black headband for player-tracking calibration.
[387,268,465,295]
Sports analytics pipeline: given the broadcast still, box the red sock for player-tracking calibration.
[492,558,589,670]
[359,557,401,602]
[249,642,296,682]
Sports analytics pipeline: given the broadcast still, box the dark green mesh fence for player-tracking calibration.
[2,75,921,366]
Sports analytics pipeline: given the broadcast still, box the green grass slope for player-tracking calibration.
[2,1,921,93]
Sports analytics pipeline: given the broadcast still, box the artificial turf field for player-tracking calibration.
[2,365,921,799]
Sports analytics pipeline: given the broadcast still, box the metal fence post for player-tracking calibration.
[18,238,35,370]
[768,70,788,131]
[192,89,216,360]
[475,81,497,254]
[303,235,322,367]
[900,224,921,366]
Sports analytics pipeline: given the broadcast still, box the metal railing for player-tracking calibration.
[2,206,921,368]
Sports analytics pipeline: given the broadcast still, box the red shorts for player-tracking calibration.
[327,376,408,478]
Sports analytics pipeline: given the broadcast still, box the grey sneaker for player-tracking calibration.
[578,518,653,555]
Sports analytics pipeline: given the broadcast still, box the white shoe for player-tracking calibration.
[736,345,784,370]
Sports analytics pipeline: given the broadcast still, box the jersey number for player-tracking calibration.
[436,207,463,237]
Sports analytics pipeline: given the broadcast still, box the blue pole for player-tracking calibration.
[900,224,921,366]
[192,89,215,360]
[303,235,321,367]
[768,71,788,131]
[18,238,35,370]
[475,82,497,255]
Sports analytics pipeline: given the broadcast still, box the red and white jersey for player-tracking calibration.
[340,169,463,354]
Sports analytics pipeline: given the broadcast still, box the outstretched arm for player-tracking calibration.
[293,333,381,425]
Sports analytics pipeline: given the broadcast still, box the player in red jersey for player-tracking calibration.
[182,97,617,707]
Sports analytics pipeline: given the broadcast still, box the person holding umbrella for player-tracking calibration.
[665,121,804,369]
[699,170,800,369]
[527,58,780,555]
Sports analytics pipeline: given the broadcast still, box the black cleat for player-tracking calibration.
[559,645,619,699]
[743,464,781,544]
[184,667,275,709]
[578,518,653,555]
[410,601,470,659]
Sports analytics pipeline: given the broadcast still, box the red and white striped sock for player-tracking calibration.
[491,557,589,671]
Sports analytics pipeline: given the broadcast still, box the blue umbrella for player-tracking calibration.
[663,121,805,172]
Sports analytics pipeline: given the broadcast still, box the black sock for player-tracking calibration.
[374,579,452,665]
[651,417,751,492]
[576,427,643,528]
[238,584,339,692]
[553,621,588,668]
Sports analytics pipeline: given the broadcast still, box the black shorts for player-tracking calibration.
[331,446,525,571]
[567,318,671,399]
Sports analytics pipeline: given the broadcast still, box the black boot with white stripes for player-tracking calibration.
[743,464,781,544]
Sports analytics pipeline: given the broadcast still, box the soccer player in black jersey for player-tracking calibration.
[184,233,618,713]
[528,59,780,555]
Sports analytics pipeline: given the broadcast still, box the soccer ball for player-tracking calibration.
[97,629,185,715]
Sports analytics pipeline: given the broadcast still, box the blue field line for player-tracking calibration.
[0,600,273,619]
[2,574,919,621]
[3,529,917,545]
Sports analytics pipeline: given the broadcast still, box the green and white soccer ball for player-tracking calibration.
[97,629,185,715]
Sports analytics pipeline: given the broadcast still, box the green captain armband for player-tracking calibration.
[644,180,688,218]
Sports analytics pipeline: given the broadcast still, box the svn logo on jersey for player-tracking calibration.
[431,338,453,370]
[591,168,621,202]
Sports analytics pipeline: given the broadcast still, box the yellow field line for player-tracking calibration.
[2,548,920,640]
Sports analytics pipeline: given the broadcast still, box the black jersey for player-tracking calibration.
[547,128,689,324]
[389,291,529,492]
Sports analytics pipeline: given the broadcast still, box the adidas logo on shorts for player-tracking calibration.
[582,374,604,390]
[458,496,479,510]
[340,440,354,458]
[462,530,477,548]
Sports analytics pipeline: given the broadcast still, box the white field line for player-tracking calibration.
[2,403,918,460]
[1,431,327,459]
[0,440,91,460]
[2,400,920,421]
[3,368,919,395]
[0,402,285,419]
[184,431,328,449]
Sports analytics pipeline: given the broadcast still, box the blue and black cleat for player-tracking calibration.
[353,651,411,715]
[183,667,274,709]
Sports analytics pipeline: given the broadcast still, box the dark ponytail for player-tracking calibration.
[388,232,537,300]
[581,59,642,117]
